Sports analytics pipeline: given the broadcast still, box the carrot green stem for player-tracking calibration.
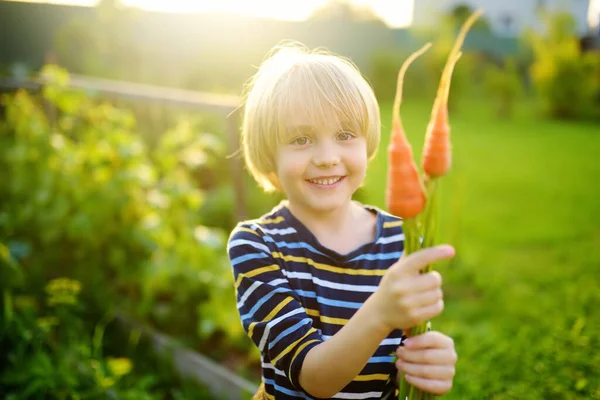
[405,179,441,400]
[398,218,420,400]
[410,177,441,338]
[407,383,419,400]
[422,177,440,261]
[403,218,420,255]
[398,373,408,400]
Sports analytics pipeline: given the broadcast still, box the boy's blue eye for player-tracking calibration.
[337,131,354,141]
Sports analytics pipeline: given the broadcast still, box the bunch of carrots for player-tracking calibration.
[385,10,483,400]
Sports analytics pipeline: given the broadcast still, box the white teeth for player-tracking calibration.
[310,177,341,185]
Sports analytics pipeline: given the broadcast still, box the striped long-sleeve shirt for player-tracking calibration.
[227,202,406,399]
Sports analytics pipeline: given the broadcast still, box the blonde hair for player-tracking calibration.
[241,42,380,192]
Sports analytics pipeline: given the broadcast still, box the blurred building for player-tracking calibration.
[413,0,594,37]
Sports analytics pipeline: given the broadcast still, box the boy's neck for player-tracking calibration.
[285,200,376,255]
[286,200,357,233]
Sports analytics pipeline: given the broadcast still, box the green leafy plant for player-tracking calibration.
[0,246,214,399]
[0,65,247,358]
[483,57,524,118]
[525,12,600,120]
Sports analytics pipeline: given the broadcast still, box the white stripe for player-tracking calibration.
[261,362,286,377]
[313,277,377,293]
[237,281,261,309]
[281,270,312,280]
[380,337,402,346]
[282,270,378,293]
[322,335,401,346]
[332,391,383,399]
[376,233,405,245]
[260,226,297,236]
[258,308,305,351]
[268,278,288,286]
[228,238,270,254]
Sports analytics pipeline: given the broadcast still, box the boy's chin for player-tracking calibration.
[301,196,354,214]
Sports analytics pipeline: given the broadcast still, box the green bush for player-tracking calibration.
[0,245,213,399]
[483,57,524,118]
[0,66,246,355]
[525,12,600,120]
[368,49,434,102]
[368,42,478,112]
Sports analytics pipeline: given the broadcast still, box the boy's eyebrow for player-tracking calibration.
[285,120,360,136]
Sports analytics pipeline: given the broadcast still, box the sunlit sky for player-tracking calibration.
[10,0,415,27]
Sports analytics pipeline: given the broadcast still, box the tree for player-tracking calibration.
[52,0,143,79]
[447,4,492,33]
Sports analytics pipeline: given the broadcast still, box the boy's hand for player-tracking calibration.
[396,331,457,395]
[372,245,455,331]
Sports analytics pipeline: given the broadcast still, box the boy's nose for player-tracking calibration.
[311,144,340,168]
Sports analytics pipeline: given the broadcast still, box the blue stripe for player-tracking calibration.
[263,378,312,400]
[263,236,327,256]
[269,318,312,350]
[369,356,394,363]
[240,287,291,320]
[296,290,363,309]
[295,290,316,299]
[231,252,269,266]
[349,251,403,262]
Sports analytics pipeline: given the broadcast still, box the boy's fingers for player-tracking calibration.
[403,331,454,350]
[396,348,457,365]
[396,361,455,380]
[404,375,453,395]
[403,288,443,309]
[399,245,455,275]
[399,271,442,294]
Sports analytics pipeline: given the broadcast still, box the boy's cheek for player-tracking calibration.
[277,157,308,178]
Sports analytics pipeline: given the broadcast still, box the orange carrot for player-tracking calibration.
[422,10,483,178]
[385,43,431,219]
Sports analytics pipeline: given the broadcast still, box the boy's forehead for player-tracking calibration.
[283,108,345,133]
[285,112,316,131]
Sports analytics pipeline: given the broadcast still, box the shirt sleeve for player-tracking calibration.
[227,224,324,389]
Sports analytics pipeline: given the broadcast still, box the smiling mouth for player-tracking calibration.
[307,176,344,185]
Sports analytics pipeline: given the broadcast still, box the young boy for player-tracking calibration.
[227,43,457,400]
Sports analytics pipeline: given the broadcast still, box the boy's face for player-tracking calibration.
[275,112,368,216]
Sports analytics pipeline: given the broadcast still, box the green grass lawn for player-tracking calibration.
[358,97,600,399]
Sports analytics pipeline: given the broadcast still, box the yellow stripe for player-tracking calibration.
[236,227,260,236]
[320,315,348,325]
[383,220,403,228]
[264,297,294,322]
[234,264,280,288]
[264,391,275,400]
[305,308,319,318]
[247,296,294,338]
[271,328,315,365]
[305,308,347,325]
[353,373,389,382]
[289,338,320,378]
[247,321,259,341]
[260,216,285,224]
[272,253,385,276]
[247,216,285,225]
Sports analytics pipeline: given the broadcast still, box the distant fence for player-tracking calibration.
[0,74,247,221]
